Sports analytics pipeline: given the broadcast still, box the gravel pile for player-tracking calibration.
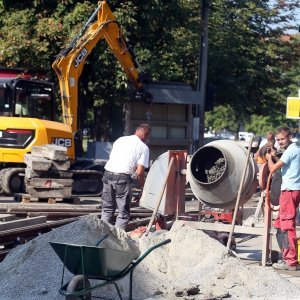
[0,215,299,299]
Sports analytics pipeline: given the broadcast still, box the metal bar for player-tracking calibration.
[261,191,272,267]
[26,212,152,219]
[2,205,152,213]
[0,216,47,231]
[226,136,254,252]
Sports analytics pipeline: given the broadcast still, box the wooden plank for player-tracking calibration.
[25,197,39,203]
[185,221,265,235]
[0,216,47,231]
[261,201,272,267]
[13,193,37,203]
[48,198,57,204]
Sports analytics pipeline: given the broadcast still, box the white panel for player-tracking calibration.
[140,152,171,214]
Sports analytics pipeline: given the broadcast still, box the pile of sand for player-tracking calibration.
[0,215,299,299]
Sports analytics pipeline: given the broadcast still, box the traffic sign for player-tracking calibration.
[286,97,300,119]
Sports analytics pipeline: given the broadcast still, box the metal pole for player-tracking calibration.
[197,0,209,148]
[226,136,254,252]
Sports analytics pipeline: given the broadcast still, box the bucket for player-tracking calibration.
[187,140,258,208]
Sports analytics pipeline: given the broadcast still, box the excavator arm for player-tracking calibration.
[52,1,152,132]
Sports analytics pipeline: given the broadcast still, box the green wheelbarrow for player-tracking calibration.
[50,237,171,300]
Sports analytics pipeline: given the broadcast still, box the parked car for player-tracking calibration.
[238,132,254,141]
[218,133,235,140]
[216,132,235,140]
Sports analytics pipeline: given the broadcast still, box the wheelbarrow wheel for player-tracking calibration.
[66,275,91,300]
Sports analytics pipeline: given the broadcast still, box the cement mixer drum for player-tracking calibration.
[187,140,258,208]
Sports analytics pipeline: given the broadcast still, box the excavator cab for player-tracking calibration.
[0,78,74,195]
[0,78,55,120]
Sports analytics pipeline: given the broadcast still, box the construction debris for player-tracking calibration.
[24,145,73,199]
[0,215,299,299]
[31,145,68,161]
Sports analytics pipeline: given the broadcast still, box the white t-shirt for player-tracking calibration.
[105,135,149,175]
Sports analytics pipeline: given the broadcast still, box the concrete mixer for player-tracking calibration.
[187,140,258,209]
[140,140,258,216]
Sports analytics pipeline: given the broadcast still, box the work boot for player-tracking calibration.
[272,261,297,271]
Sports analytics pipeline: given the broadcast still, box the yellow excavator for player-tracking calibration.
[0,1,152,195]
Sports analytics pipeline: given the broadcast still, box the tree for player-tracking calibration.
[205,104,240,136]
[0,0,299,141]
[245,112,299,136]
[207,0,300,129]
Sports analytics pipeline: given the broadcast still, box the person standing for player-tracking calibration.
[266,126,300,270]
[101,123,151,230]
[255,131,276,165]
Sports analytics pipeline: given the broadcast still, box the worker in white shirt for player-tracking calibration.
[101,123,151,229]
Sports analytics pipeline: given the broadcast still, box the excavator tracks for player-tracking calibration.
[0,168,103,198]
[0,168,25,195]
[71,169,103,197]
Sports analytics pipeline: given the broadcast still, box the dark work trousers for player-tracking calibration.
[101,171,132,230]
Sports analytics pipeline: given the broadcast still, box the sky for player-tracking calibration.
[288,6,300,34]
[269,0,300,34]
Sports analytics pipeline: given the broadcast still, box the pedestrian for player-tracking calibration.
[266,126,300,270]
[101,123,151,230]
[255,131,276,165]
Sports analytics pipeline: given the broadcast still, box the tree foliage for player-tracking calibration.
[205,104,240,134]
[207,1,300,117]
[0,0,299,140]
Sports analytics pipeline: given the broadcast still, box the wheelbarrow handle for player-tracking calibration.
[155,238,171,247]
[95,234,109,246]
[142,239,171,255]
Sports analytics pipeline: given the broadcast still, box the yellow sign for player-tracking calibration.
[286,97,300,119]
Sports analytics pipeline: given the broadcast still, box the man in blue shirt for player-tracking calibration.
[266,126,300,270]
